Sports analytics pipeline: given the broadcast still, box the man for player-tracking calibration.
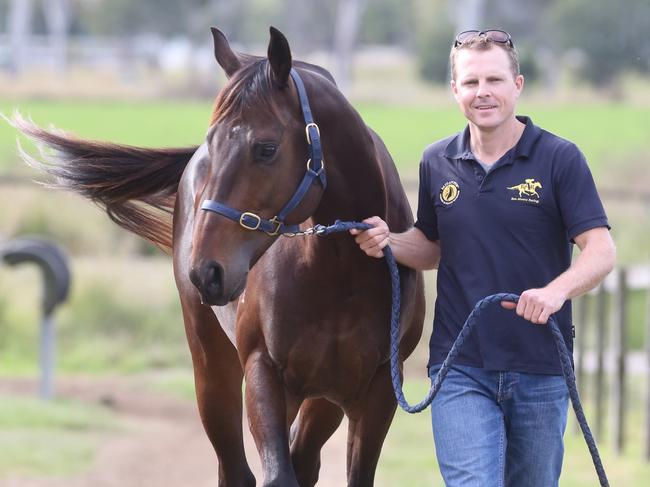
[351,30,616,486]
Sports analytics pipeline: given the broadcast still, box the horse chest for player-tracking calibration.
[262,313,386,399]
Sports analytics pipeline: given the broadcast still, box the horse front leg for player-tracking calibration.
[290,397,345,486]
[244,349,300,487]
[180,297,256,487]
[346,362,397,487]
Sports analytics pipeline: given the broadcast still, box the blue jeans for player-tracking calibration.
[429,364,569,487]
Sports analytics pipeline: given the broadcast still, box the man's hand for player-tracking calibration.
[501,287,568,324]
[350,216,389,258]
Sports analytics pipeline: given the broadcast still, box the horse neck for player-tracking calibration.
[308,83,387,225]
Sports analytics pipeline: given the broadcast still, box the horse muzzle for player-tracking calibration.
[189,260,246,306]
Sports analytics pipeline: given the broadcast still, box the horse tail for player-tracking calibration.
[9,113,197,251]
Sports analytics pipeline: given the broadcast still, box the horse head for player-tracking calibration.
[189,27,326,306]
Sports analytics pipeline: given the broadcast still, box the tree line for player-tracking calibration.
[1,0,648,88]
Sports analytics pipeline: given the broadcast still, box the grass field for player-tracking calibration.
[1,99,648,179]
[0,394,116,477]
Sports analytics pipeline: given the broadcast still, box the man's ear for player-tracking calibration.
[515,74,525,98]
[450,79,460,102]
[267,26,292,88]
[211,27,241,78]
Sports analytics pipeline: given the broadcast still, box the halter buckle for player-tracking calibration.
[239,212,262,231]
[265,216,283,236]
[305,123,320,144]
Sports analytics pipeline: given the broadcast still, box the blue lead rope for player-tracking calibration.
[311,220,609,487]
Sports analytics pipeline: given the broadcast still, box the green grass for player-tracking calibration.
[0,395,117,476]
[0,99,210,172]
[1,99,648,178]
[0,256,190,376]
[147,369,197,401]
[0,395,116,430]
[522,104,649,175]
[359,102,650,178]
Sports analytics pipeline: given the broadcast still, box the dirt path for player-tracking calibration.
[0,375,349,487]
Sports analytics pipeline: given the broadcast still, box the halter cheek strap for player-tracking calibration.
[200,68,326,236]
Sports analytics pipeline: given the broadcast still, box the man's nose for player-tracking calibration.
[475,81,490,97]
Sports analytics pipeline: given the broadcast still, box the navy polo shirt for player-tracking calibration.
[415,116,610,375]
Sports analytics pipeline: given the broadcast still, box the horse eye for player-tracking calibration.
[253,142,278,162]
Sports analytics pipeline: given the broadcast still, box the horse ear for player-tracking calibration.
[267,26,292,88]
[211,27,241,78]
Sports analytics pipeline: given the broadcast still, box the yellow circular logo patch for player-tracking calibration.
[440,181,460,205]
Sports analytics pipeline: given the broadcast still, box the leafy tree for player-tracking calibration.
[77,0,209,37]
[545,0,650,86]
[414,0,455,84]
[359,0,416,46]
[0,0,7,30]
[417,19,455,83]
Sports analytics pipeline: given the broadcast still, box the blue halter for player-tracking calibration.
[200,68,327,236]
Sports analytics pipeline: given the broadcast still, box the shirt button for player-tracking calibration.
[477,174,484,181]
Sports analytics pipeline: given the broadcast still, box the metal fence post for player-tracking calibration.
[644,290,650,462]
[0,237,71,400]
[595,283,608,442]
[612,268,627,455]
[574,295,588,435]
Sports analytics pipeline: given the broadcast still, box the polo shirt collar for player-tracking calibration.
[444,116,543,161]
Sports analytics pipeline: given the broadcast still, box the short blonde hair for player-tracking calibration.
[449,36,520,80]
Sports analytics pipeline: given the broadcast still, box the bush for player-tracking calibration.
[417,21,455,84]
[517,47,540,85]
[57,281,187,371]
[545,0,650,87]
[0,257,188,374]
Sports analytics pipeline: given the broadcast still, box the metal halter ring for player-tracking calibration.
[239,212,262,231]
[265,216,283,236]
[307,158,325,175]
[305,122,320,144]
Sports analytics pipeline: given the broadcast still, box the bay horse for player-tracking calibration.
[14,27,425,487]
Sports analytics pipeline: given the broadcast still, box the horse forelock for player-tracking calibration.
[210,59,275,126]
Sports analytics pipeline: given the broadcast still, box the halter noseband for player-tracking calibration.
[200,68,327,236]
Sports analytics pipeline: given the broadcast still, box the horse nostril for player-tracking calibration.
[204,261,224,294]
[189,267,201,289]
[189,260,226,305]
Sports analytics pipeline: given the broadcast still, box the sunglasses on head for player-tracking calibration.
[453,30,514,48]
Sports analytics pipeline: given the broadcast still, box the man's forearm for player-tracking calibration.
[547,231,616,301]
[503,227,615,324]
[389,227,440,271]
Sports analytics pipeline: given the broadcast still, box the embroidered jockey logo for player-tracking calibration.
[508,178,542,204]
[440,181,460,205]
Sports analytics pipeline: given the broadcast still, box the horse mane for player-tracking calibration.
[210,56,337,126]
[210,59,274,125]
